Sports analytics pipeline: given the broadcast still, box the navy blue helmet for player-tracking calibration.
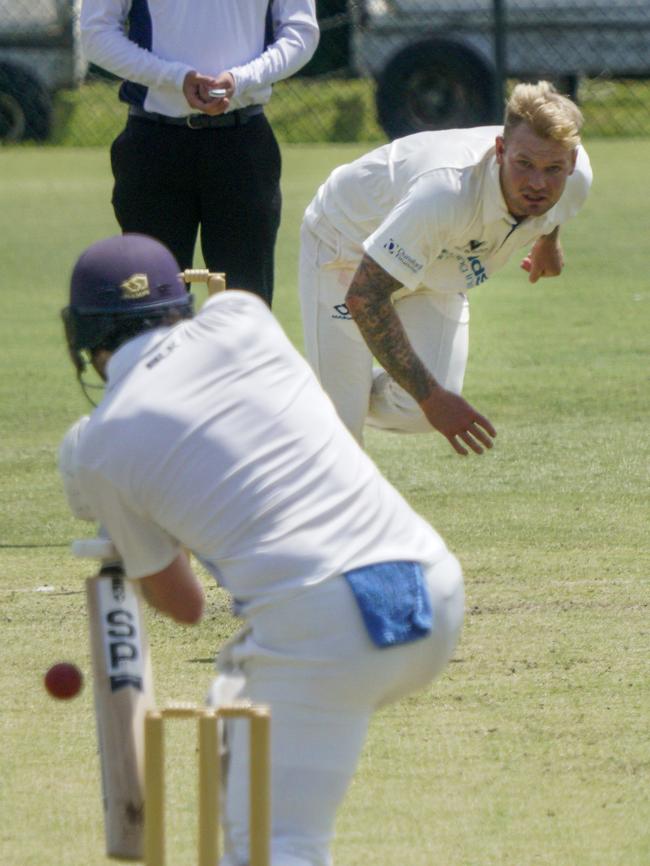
[62,234,194,377]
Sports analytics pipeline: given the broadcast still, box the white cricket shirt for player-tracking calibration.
[80,0,319,116]
[306,126,592,296]
[74,292,447,608]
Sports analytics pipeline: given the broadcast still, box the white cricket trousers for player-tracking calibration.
[299,216,470,443]
[211,553,464,866]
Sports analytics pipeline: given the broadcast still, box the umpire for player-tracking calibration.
[80,1,320,306]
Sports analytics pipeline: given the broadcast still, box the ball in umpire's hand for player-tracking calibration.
[44,662,83,700]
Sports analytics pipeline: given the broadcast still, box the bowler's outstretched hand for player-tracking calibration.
[420,387,497,456]
[520,228,565,283]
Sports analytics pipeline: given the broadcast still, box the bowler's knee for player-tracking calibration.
[367,370,431,434]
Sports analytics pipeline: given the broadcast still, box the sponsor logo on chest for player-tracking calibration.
[438,247,489,288]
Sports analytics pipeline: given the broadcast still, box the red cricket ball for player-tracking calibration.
[44,662,83,700]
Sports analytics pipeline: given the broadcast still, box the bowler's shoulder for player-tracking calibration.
[577,142,592,173]
[403,125,499,172]
[570,144,594,199]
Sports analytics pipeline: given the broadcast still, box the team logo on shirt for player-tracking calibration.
[120,274,150,299]
[467,255,488,284]
[332,303,352,320]
[383,238,423,275]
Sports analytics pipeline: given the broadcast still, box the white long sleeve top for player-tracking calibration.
[80,0,319,116]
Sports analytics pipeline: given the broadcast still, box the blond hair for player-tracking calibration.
[504,81,583,149]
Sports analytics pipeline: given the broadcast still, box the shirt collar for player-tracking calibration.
[105,327,174,391]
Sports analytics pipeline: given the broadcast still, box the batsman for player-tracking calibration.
[60,233,465,866]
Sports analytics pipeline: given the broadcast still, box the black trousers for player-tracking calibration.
[110,113,282,306]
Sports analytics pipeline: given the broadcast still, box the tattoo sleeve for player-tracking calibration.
[345,254,438,403]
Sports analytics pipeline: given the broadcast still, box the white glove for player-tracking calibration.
[59,415,96,521]
[72,527,122,570]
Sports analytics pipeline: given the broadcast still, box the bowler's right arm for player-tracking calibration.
[345,254,496,456]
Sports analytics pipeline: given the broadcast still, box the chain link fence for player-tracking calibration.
[2,0,650,145]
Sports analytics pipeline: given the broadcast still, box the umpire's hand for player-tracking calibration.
[183,71,234,115]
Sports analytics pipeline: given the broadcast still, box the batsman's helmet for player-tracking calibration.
[62,234,194,375]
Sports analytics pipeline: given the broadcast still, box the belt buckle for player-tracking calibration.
[186,114,205,129]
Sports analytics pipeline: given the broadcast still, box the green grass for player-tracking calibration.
[39,74,650,147]
[49,76,386,147]
[1,140,649,866]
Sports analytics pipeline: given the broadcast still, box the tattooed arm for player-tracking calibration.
[345,254,496,455]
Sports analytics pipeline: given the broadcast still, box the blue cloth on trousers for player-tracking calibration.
[343,561,433,648]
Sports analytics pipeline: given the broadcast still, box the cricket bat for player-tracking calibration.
[76,538,155,861]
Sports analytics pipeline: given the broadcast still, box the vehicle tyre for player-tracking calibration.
[0,65,52,142]
[376,38,496,139]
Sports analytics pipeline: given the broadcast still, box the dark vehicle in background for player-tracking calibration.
[0,0,85,141]
[4,1,649,143]
[308,0,650,139]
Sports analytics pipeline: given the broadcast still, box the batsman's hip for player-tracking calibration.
[215,556,464,711]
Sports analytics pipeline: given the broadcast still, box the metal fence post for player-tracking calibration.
[493,0,507,122]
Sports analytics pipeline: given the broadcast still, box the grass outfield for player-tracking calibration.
[0,140,649,866]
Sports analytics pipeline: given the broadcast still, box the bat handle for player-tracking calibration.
[72,538,119,560]
[180,269,226,295]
